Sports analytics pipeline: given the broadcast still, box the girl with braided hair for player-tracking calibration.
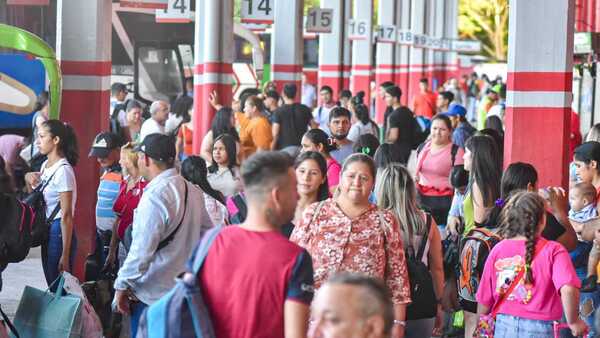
[475,191,587,337]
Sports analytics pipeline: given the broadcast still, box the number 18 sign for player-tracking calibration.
[241,0,274,24]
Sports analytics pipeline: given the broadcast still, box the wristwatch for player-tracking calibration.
[393,320,406,327]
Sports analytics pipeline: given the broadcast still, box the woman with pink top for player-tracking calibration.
[300,128,341,195]
[476,191,587,337]
[415,114,464,226]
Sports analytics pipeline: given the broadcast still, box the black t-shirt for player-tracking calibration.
[272,103,313,149]
[388,106,418,144]
[383,106,394,136]
[541,212,566,241]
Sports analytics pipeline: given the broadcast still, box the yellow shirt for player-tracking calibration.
[239,116,272,159]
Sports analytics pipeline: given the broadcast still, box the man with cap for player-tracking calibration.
[445,104,476,149]
[89,132,123,277]
[113,133,213,337]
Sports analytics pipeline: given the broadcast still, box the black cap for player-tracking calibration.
[134,133,176,163]
[89,132,121,158]
[574,141,600,162]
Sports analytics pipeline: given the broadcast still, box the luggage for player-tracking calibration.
[0,193,34,264]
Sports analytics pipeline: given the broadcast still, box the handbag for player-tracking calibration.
[473,241,548,338]
[13,274,83,338]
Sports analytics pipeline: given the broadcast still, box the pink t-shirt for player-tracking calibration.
[476,238,580,321]
[417,142,464,193]
[327,158,341,188]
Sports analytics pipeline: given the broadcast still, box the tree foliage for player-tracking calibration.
[458,0,509,62]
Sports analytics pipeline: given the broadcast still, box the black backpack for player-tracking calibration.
[405,214,437,320]
[22,166,64,247]
[0,193,34,264]
[110,100,129,141]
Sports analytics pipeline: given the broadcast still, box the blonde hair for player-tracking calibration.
[121,142,140,170]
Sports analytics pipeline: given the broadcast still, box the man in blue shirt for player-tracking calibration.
[446,104,476,149]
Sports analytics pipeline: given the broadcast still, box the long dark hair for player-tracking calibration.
[211,107,239,141]
[487,162,538,226]
[181,156,225,204]
[294,151,329,201]
[354,103,380,135]
[303,128,337,155]
[209,133,238,174]
[465,135,501,208]
[42,119,79,166]
[353,134,380,157]
[499,191,545,284]
[172,95,193,122]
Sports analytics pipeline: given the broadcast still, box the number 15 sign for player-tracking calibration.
[241,0,274,24]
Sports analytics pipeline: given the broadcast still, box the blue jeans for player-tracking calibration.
[41,219,77,286]
[130,301,148,338]
[494,314,553,338]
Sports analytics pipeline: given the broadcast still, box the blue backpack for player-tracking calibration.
[136,227,223,338]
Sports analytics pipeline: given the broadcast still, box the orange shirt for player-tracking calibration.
[412,91,437,119]
[177,124,193,155]
[239,116,272,159]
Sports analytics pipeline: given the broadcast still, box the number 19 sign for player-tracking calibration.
[241,0,274,24]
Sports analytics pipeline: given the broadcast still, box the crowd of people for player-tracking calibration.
[0,71,596,338]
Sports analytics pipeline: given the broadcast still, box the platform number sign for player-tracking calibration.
[348,19,370,40]
[397,30,414,45]
[155,0,191,23]
[376,25,396,43]
[306,8,333,33]
[241,0,274,24]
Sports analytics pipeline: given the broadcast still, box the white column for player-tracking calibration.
[271,0,304,96]
[407,0,425,106]
[395,0,411,106]
[341,0,352,90]
[350,0,373,105]
[374,0,396,123]
[318,0,345,98]
[192,0,206,154]
[444,0,458,79]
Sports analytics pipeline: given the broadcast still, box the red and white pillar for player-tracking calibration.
[588,0,597,31]
[505,0,575,187]
[341,0,352,90]
[444,0,459,80]
[407,0,426,106]
[57,0,112,277]
[374,0,396,123]
[192,0,206,154]
[350,0,373,105]
[195,0,234,149]
[271,0,304,95]
[395,0,411,106]
[318,0,345,98]
[424,0,436,87]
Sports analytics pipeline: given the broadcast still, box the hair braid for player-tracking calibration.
[523,215,536,284]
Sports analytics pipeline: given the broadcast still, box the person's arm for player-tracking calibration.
[283,301,310,338]
[561,285,588,336]
[471,182,490,224]
[200,131,214,162]
[476,302,490,315]
[428,221,445,336]
[175,133,183,159]
[271,123,281,150]
[309,118,318,129]
[387,127,399,143]
[208,90,223,111]
[545,187,577,251]
[104,215,121,271]
[392,305,406,338]
[24,171,41,192]
[58,191,74,273]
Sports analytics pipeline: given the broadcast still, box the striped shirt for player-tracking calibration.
[96,169,123,231]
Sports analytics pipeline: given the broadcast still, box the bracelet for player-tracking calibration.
[393,320,406,327]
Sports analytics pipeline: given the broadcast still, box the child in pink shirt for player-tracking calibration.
[475,191,587,337]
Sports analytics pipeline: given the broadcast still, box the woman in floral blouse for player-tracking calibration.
[290,153,411,338]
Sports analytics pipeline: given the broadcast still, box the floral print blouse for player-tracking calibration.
[290,198,411,305]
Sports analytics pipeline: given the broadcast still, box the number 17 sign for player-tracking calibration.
[241,0,274,24]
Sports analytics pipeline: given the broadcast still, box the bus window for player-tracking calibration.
[303,38,318,69]
[136,46,183,103]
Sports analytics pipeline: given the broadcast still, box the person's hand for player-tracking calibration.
[208,90,222,110]
[58,254,70,273]
[446,216,460,236]
[114,289,131,315]
[543,187,569,215]
[103,250,117,272]
[595,228,600,244]
[568,318,588,337]
[432,305,444,336]
[392,322,405,338]
[25,172,41,189]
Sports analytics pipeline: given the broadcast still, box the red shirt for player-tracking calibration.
[112,178,147,239]
[412,91,437,119]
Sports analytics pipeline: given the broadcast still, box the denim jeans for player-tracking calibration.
[561,289,600,338]
[494,314,553,338]
[130,301,148,338]
[41,219,78,286]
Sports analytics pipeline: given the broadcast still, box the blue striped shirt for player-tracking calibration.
[96,170,122,231]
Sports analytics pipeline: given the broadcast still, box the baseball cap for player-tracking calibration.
[444,104,467,117]
[89,132,121,158]
[574,141,600,162]
[134,133,176,163]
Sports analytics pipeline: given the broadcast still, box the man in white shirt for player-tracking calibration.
[110,83,129,128]
[113,133,213,337]
[312,85,337,135]
[139,100,169,141]
[301,73,316,109]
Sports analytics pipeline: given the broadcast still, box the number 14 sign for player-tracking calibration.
[241,0,274,24]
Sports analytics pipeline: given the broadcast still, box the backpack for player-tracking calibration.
[0,193,34,264]
[226,193,247,225]
[458,227,502,303]
[110,101,129,141]
[137,226,223,338]
[21,165,64,247]
[405,213,437,320]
